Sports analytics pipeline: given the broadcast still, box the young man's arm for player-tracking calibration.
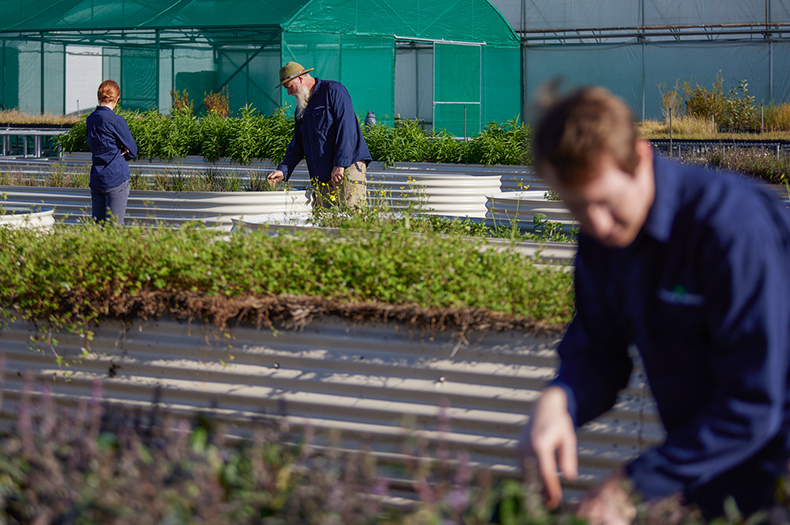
[520,237,634,506]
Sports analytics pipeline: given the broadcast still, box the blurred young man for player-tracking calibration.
[519,86,790,524]
[266,61,371,209]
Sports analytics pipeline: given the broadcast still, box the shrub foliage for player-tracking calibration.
[59,107,531,167]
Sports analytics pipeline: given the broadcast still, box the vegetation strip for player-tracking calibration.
[57,105,532,167]
[0,222,574,341]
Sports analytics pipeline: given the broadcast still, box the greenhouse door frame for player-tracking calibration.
[395,36,484,138]
[433,40,485,140]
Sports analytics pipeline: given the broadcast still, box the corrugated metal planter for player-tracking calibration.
[486,190,576,227]
[0,186,312,230]
[288,171,504,218]
[365,172,503,218]
[0,315,662,499]
[0,205,55,230]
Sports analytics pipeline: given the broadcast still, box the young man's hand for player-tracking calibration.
[517,386,578,509]
[576,470,636,525]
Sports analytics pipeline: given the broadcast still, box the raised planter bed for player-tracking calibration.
[0,205,55,230]
[485,190,576,227]
[0,186,312,230]
[58,153,505,218]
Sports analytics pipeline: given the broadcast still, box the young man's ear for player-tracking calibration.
[636,138,654,166]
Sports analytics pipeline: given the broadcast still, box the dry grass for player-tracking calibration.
[639,116,716,138]
[639,118,790,140]
[764,103,790,131]
[0,109,81,125]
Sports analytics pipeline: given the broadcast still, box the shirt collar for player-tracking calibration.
[641,154,682,243]
[311,78,322,97]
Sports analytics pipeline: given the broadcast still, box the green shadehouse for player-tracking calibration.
[0,0,521,136]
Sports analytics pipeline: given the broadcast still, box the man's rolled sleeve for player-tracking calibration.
[276,127,305,181]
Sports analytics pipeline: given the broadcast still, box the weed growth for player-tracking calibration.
[204,86,230,118]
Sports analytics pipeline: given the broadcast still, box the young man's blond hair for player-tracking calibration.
[532,87,640,186]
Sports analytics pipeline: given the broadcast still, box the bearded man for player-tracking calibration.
[267,62,372,209]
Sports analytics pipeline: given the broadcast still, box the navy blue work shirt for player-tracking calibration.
[276,78,372,183]
[551,154,790,510]
[86,106,138,192]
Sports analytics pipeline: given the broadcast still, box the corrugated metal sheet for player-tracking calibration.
[0,155,533,220]
[0,186,312,230]
[0,316,663,499]
[486,190,577,227]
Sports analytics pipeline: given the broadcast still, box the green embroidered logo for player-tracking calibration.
[658,285,704,306]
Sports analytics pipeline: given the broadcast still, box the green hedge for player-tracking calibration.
[59,106,532,167]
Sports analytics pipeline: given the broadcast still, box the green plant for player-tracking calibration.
[683,72,726,122]
[227,104,265,165]
[204,86,230,118]
[200,111,231,162]
[467,118,531,166]
[722,79,758,130]
[170,88,194,115]
[658,80,683,121]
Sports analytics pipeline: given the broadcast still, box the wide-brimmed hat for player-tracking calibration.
[276,62,314,88]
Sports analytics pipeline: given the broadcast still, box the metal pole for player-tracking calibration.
[464,104,467,141]
[761,104,764,132]
[641,0,646,121]
[669,107,673,156]
[155,30,160,110]
[40,34,45,114]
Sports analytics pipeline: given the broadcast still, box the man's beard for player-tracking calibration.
[294,82,311,119]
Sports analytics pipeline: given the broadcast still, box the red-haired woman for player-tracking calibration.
[86,80,138,224]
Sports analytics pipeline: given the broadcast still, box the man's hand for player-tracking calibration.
[331,166,345,184]
[267,170,285,187]
[576,470,637,525]
[517,386,578,510]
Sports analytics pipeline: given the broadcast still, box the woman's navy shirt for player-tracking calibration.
[551,154,790,503]
[86,106,138,191]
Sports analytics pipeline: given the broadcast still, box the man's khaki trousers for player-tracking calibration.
[313,161,367,210]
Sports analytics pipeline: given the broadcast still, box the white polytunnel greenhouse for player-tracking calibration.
[489,0,790,120]
[0,0,788,123]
